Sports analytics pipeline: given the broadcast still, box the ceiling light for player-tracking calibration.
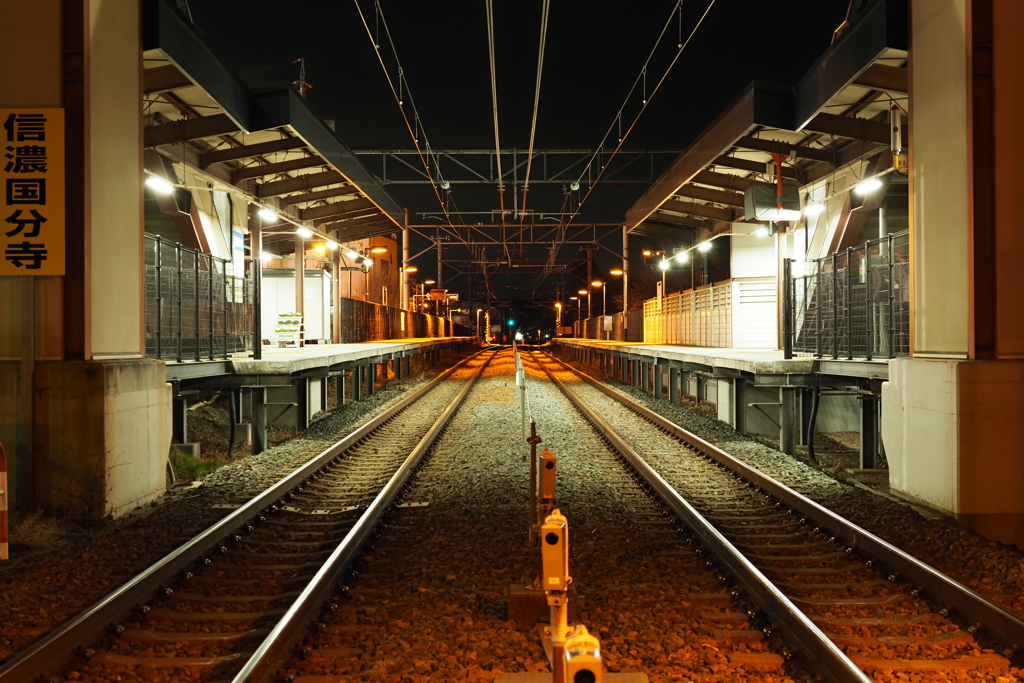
[345,250,359,260]
[370,247,388,254]
[362,257,373,267]
[658,260,670,271]
[260,251,277,262]
[697,241,712,253]
[675,251,689,263]
[803,202,825,216]
[315,245,326,253]
[259,209,278,221]
[325,240,338,250]
[642,250,652,256]
[145,176,175,195]
[755,227,770,237]
[854,177,883,195]
[610,269,624,276]
[424,280,436,285]
[296,226,313,238]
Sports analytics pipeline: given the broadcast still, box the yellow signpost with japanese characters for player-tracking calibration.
[1,108,65,276]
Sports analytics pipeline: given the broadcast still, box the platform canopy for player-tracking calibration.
[141,0,405,255]
[626,0,907,243]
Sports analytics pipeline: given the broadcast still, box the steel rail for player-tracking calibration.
[0,351,489,683]
[232,350,493,681]
[546,352,1024,659]
[531,353,871,683]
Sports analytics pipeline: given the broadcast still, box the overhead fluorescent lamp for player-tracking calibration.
[854,177,883,195]
[362,257,373,267]
[325,240,338,250]
[295,226,313,238]
[674,251,689,263]
[658,260,670,271]
[260,251,278,262]
[754,227,770,237]
[697,241,712,253]
[370,247,388,254]
[259,209,278,221]
[803,202,826,217]
[345,250,359,260]
[610,269,624,276]
[145,176,175,195]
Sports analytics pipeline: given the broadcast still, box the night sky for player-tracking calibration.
[188,1,851,325]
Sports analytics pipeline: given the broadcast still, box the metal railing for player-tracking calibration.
[337,298,474,343]
[785,230,909,359]
[144,234,254,362]
[643,283,732,346]
[572,309,643,341]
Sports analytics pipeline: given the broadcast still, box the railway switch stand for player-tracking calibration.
[539,448,557,524]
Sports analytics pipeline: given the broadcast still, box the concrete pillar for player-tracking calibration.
[172,396,188,443]
[860,395,879,469]
[404,354,411,377]
[669,367,679,404]
[353,365,362,401]
[395,355,403,380]
[366,364,375,397]
[250,386,267,455]
[319,377,328,411]
[654,364,664,400]
[780,386,798,456]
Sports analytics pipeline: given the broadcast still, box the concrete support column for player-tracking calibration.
[404,354,411,377]
[395,355,403,380]
[654,364,664,400]
[860,395,879,469]
[353,365,362,401]
[250,386,267,455]
[172,396,188,443]
[366,363,375,397]
[335,373,346,407]
[780,386,798,456]
[319,377,328,411]
[668,368,679,404]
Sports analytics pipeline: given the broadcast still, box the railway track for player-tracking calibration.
[533,350,1024,682]
[0,350,495,683]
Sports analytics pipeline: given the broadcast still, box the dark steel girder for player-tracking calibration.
[231,156,326,184]
[301,197,376,221]
[713,155,800,180]
[257,170,344,198]
[673,185,745,208]
[735,136,835,163]
[691,170,762,192]
[660,199,736,223]
[279,185,361,207]
[313,208,380,227]
[801,112,890,144]
[143,65,193,94]
[200,136,307,168]
[632,221,696,240]
[852,63,907,94]
[144,113,240,148]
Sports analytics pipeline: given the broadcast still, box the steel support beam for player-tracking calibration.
[144,65,193,94]
[301,197,376,221]
[257,170,344,198]
[250,386,267,455]
[860,395,879,469]
[673,184,745,207]
[801,112,890,144]
[279,185,359,207]
[231,156,325,184]
[145,113,239,147]
[780,386,799,456]
[852,63,908,94]
[735,136,835,164]
[200,136,307,168]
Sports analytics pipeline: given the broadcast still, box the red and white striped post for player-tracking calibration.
[0,441,8,560]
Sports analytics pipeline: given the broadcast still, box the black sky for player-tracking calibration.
[188,0,851,315]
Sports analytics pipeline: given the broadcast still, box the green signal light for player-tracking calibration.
[508,320,515,326]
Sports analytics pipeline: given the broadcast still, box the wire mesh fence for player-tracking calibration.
[786,230,909,359]
[144,234,254,362]
[643,283,732,346]
[572,309,643,341]
[337,298,474,342]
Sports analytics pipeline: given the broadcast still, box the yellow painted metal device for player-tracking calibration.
[539,448,557,524]
[541,508,570,592]
[564,624,603,683]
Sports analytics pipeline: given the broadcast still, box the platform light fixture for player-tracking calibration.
[803,202,826,217]
[325,240,338,250]
[754,227,770,237]
[578,290,588,295]
[260,251,278,262]
[610,268,624,276]
[145,176,175,195]
[259,208,279,221]
[697,241,712,253]
[854,177,884,195]
[403,265,418,273]
[424,280,436,285]
[675,251,689,263]
[569,296,578,300]
[295,226,313,238]
[591,280,603,288]
[370,246,388,254]
[642,249,652,256]
[314,245,325,253]
[658,260,670,271]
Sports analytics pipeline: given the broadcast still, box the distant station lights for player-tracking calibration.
[658,259,670,270]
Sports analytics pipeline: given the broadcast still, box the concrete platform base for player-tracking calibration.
[170,442,200,458]
[508,584,576,627]
[494,673,648,682]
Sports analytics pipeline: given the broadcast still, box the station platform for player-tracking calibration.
[167,337,476,454]
[552,338,886,468]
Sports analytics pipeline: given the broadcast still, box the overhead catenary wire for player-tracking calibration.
[564,0,718,231]
[519,0,551,219]
[485,0,506,227]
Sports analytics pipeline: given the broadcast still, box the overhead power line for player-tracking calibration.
[519,0,551,219]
